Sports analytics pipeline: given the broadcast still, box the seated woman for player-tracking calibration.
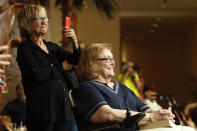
[75,43,196,131]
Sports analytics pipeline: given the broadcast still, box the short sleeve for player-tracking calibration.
[130,89,149,112]
[121,83,150,112]
[75,81,108,121]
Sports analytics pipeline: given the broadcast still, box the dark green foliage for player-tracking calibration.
[33,0,49,6]
[16,0,48,6]
[55,0,118,19]
[93,0,118,19]
[73,0,83,10]
[55,0,61,6]
[18,0,118,19]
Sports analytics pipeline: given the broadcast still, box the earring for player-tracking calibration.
[92,73,97,79]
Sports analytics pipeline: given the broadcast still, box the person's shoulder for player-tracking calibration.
[4,99,16,108]
[78,81,101,92]
[75,81,95,95]
[17,39,34,51]
[117,81,136,94]
[80,81,94,87]
[17,40,29,48]
[116,81,125,87]
[115,81,128,90]
[44,40,59,47]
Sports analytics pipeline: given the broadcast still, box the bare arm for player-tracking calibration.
[90,105,175,125]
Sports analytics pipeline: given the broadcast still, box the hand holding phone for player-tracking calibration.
[63,16,78,48]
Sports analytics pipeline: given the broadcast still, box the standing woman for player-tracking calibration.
[16,5,81,131]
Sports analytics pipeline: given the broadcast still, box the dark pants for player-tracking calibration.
[26,120,70,131]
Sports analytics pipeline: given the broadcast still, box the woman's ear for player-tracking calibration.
[92,66,98,79]
[92,73,97,79]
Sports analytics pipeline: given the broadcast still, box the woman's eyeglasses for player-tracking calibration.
[97,58,115,63]
[33,17,49,22]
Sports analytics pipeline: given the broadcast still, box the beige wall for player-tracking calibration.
[187,23,197,102]
[77,7,120,79]
[188,24,197,75]
[46,0,62,45]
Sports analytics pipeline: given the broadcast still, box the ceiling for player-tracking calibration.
[117,0,197,39]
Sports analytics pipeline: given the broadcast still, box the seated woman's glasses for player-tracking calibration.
[97,58,115,63]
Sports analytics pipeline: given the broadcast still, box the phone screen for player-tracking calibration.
[65,16,71,28]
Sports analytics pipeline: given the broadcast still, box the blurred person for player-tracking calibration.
[1,82,26,127]
[143,85,163,111]
[118,61,144,99]
[184,102,197,130]
[16,5,81,131]
[0,45,11,112]
[0,44,12,131]
[0,45,11,76]
[0,0,15,14]
[73,43,196,131]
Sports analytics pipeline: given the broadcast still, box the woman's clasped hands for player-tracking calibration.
[151,107,175,123]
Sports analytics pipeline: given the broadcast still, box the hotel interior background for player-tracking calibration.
[3,0,197,107]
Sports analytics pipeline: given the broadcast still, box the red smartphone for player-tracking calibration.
[65,16,71,28]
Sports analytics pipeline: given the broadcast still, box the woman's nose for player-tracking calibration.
[41,20,46,24]
[110,61,115,66]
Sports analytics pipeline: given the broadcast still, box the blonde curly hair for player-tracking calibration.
[77,43,112,81]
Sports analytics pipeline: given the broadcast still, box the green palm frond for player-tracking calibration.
[73,0,84,10]
[17,0,118,19]
[93,0,118,19]
[55,0,62,6]
[16,0,49,6]
[33,0,49,5]
[55,0,84,10]
[55,0,118,19]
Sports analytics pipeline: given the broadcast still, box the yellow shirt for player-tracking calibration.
[118,73,140,97]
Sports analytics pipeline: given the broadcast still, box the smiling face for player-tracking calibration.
[31,7,48,36]
[96,49,115,80]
